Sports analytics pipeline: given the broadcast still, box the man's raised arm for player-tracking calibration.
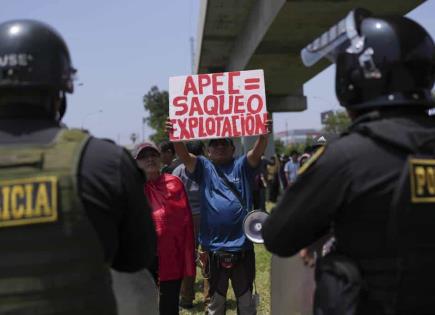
[247,119,272,168]
[165,118,197,173]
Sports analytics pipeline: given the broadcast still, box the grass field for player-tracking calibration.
[180,202,273,315]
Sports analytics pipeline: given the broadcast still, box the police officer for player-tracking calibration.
[0,20,156,314]
[262,8,435,315]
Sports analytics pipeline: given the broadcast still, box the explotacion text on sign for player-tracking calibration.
[169,70,267,141]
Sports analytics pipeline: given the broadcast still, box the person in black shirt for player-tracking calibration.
[159,140,179,174]
[263,9,435,315]
[0,19,156,315]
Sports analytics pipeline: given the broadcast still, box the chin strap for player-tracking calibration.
[57,92,66,121]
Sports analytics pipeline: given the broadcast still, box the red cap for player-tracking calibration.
[134,142,160,159]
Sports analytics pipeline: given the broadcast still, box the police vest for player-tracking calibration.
[354,126,435,314]
[0,129,116,315]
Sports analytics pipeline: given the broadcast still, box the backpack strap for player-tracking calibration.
[214,165,246,210]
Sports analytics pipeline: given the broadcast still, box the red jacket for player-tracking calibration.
[145,173,195,281]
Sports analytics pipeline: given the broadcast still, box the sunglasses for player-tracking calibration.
[209,140,232,147]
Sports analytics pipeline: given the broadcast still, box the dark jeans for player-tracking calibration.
[267,179,279,202]
[208,249,256,298]
[160,279,182,315]
[253,188,266,211]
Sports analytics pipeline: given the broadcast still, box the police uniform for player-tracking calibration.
[262,8,435,315]
[0,20,156,314]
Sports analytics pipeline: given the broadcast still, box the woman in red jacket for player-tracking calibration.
[135,142,195,315]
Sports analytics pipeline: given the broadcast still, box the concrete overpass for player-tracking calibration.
[195,1,426,314]
[195,0,425,113]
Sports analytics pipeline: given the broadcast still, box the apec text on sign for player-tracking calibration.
[169,69,268,141]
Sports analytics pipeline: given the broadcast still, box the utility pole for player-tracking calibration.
[190,36,195,74]
[142,117,146,142]
[285,120,289,146]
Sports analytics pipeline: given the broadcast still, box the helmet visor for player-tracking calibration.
[300,8,371,67]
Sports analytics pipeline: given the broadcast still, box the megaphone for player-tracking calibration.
[243,210,269,244]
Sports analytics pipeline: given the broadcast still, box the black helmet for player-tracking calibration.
[0,19,75,93]
[301,9,435,110]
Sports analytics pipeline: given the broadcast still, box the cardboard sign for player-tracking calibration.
[169,70,267,141]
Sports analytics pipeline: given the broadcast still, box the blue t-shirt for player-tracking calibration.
[188,155,255,252]
[285,160,299,184]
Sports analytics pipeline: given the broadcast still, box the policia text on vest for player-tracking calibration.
[410,159,435,202]
[0,176,57,227]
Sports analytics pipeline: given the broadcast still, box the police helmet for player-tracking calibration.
[0,20,75,93]
[301,9,435,110]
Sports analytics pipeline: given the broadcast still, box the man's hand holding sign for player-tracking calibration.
[168,70,269,142]
[166,69,271,171]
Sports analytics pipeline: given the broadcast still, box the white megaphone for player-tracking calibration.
[243,210,269,244]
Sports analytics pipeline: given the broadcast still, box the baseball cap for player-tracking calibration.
[208,138,234,147]
[134,142,160,159]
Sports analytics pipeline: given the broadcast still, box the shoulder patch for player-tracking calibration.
[297,146,325,176]
[410,158,435,203]
[0,176,58,227]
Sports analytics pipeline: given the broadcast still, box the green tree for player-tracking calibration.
[285,143,305,156]
[322,110,351,134]
[143,86,169,143]
[274,138,285,156]
[305,136,314,149]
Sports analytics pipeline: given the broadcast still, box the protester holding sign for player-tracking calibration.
[166,119,271,315]
[167,69,270,315]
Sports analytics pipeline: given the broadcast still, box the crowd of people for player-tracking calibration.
[129,132,329,314]
[0,6,434,315]
[252,137,327,211]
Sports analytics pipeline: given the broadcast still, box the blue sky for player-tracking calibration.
[1,0,198,144]
[1,0,433,143]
